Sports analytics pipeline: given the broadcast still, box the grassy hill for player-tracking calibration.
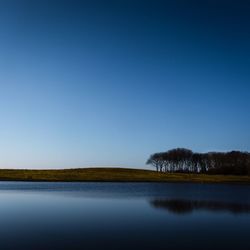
[0,168,249,184]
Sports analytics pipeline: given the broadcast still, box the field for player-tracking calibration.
[0,168,249,184]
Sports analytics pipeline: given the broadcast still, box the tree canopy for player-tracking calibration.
[146,148,250,175]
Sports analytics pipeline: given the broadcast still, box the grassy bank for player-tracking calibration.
[0,168,249,184]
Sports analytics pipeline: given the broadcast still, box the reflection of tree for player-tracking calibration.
[150,199,250,215]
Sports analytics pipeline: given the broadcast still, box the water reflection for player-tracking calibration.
[0,182,249,250]
[150,199,250,214]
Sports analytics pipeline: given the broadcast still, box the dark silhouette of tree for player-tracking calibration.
[146,153,164,172]
[146,148,250,175]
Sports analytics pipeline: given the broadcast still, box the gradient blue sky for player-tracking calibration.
[0,0,249,168]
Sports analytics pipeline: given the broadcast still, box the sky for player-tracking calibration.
[0,0,249,169]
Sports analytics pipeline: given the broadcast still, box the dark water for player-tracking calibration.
[0,182,249,250]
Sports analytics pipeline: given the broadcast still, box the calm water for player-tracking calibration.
[0,182,249,250]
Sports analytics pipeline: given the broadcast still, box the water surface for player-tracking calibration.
[0,182,249,250]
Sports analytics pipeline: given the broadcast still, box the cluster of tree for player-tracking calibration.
[146,148,250,175]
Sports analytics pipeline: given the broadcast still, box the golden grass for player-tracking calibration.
[0,168,249,184]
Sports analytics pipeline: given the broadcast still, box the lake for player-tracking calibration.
[0,182,249,250]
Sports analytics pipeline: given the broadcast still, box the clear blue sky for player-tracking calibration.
[0,0,249,169]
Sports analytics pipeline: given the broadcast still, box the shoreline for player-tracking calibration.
[0,168,249,185]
